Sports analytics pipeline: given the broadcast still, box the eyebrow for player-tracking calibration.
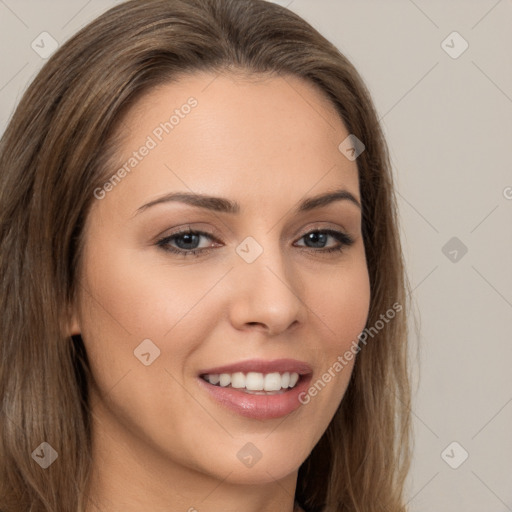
[135,188,361,216]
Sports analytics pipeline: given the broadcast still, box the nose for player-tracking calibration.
[227,240,307,336]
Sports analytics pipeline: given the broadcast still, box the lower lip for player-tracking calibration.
[197,374,312,420]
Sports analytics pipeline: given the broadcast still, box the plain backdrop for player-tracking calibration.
[0,1,511,510]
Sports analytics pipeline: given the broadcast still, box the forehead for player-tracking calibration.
[98,71,360,217]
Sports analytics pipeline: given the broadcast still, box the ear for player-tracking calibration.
[67,303,81,336]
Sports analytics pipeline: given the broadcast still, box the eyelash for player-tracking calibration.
[156,228,354,258]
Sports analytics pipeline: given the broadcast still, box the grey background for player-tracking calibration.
[1,0,511,510]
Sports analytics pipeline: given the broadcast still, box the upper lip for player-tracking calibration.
[198,358,312,376]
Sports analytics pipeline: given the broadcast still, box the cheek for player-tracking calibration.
[78,237,222,340]
[296,252,370,429]
[76,238,235,405]
[309,253,371,353]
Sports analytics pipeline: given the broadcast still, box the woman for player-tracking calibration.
[0,0,412,510]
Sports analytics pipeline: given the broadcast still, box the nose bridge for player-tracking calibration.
[228,232,306,333]
[236,232,291,285]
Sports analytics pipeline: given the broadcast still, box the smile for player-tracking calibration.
[201,371,300,394]
[197,359,313,419]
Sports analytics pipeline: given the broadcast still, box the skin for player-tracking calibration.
[69,71,371,512]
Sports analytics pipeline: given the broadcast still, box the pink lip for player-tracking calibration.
[197,358,313,420]
[197,375,312,420]
[198,358,312,376]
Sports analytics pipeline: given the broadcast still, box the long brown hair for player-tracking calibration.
[0,1,412,510]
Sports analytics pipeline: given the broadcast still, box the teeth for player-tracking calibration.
[231,372,245,388]
[208,374,220,385]
[203,371,300,391]
[219,373,230,387]
[246,372,264,390]
[264,372,282,391]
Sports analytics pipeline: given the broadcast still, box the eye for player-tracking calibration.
[156,228,218,257]
[294,229,354,254]
[156,227,354,257]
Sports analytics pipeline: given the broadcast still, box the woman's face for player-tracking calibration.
[71,71,370,493]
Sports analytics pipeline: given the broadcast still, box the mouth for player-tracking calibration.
[200,371,302,395]
[197,359,313,419]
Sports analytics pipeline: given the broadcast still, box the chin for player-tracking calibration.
[201,437,312,485]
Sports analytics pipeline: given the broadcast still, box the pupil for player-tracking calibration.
[307,232,326,248]
[177,233,199,249]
